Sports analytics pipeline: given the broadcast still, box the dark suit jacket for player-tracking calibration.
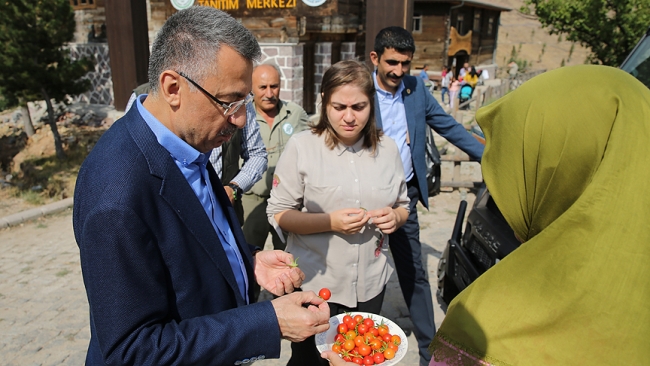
[73,106,280,365]
[375,74,484,208]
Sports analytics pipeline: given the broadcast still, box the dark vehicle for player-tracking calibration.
[437,186,520,307]
[620,27,650,89]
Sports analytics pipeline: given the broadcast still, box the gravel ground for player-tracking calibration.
[0,189,476,365]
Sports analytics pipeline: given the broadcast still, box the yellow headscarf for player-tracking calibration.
[430,65,650,365]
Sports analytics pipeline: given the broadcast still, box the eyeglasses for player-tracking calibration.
[177,71,253,117]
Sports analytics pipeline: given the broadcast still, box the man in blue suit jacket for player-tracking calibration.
[370,27,484,366]
[73,7,330,365]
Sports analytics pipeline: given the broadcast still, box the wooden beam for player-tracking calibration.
[105,0,150,111]
[364,0,414,67]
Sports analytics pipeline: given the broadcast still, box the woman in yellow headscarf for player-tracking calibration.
[429,65,650,365]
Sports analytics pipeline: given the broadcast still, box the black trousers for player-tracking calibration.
[286,287,386,366]
[388,179,435,366]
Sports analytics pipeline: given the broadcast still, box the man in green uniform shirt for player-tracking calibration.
[243,63,309,250]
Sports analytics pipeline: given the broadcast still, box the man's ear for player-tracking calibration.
[370,51,380,67]
[158,71,181,108]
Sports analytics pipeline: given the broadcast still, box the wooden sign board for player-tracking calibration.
[195,0,340,17]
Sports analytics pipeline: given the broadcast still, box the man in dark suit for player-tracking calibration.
[73,7,330,365]
[370,26,484,366]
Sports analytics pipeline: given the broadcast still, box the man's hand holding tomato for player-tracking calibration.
[366,206,408,234]
[271,291,330,342]
[254,250,305,296]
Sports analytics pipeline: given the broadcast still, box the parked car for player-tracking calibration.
[436,185,520,306]
[620,26,650,88]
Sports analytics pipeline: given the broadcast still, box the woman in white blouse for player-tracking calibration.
[267,60,410,365]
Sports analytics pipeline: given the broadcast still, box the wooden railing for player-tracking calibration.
[449,69,546,118]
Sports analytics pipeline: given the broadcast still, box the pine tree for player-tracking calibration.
[0,0,94,160]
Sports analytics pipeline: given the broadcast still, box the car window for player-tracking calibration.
[621,31,650,89]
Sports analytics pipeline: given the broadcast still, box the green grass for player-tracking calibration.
[20,190,45,205]
[56,269,70,277]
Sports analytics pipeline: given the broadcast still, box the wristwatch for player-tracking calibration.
[228,182,243,201]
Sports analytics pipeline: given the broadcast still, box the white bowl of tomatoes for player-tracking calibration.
[315,312,408,365]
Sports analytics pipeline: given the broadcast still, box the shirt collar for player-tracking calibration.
[136,94,208,167]
[373,71,405,99]
[334,135,366,157]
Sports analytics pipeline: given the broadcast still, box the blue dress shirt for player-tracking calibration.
[136,95,249,303]
[373,72,415,182]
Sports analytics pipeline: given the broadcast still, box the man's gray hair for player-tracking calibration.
[254,62,282,79]
[148,6,261,93]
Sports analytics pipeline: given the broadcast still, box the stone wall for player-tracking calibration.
[68,44,113,106]
[258,44,304,107]
[311,42,357,111]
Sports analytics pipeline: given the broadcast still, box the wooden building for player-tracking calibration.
[411,0,511,77]
[69,0,509,111]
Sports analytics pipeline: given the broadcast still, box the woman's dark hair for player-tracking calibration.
[311,60,382,153]
[470,66,478,77]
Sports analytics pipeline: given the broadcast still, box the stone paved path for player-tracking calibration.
[0,191,475,365]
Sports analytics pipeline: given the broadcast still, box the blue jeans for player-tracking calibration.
[441,87,449,104]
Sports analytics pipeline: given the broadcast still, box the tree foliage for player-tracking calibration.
[522,0,650,66]
[0,0,94,159]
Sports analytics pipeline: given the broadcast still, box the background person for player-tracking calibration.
[73,7,330,365]
[429,65,650,365]
[267,60,410,366]
[464,66,479,88]
[440,66,451,105]
[370,26,484,366]
[420,63,433,91]
[243,63,309,251]
[209,102,268,225]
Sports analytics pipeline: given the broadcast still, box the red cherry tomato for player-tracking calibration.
[357,323,368,335]
[377,324,389,336]
[370,338,382,351]
[358,344,372,357]
[352,356,363,365]
[343,339,356,351]
[363,318,375,328]
[332,343,342,353]
[342,314,353,325]
[382,334,392,343]
[373,352,385,364]
[335,333,346,343]
[363,355,375,365]
[319,288,331,300]
[354,335,365,347]
[353,314,364,324]
[391,335,401,346]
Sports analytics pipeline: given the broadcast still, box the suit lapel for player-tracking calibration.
[206,164,255,276]
[401,76,417,153]
[126,112,248,306]
[374,93,383,130]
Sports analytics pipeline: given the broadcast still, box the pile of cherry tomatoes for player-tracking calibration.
[331,313,402,365]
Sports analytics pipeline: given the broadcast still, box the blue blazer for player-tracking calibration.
[375,74,484,208]
[73,107,280,365]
